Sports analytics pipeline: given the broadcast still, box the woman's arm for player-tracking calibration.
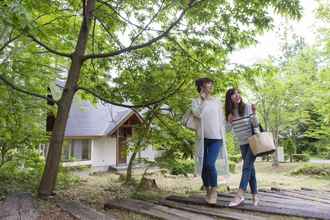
[191,98,204,118]
[219,101,232,132]
[247,103,259,127]
[225,120,232,132]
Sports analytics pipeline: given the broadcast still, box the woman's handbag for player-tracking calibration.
[182,110,199,131]
[248,123,276,157]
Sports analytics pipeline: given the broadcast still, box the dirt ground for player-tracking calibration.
[49,161,330,219]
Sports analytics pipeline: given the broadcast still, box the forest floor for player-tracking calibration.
[52,161,330,219]
[2,161,329,219]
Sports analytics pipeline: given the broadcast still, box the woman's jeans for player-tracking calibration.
[239,144,258,194]
[202,139,222,187]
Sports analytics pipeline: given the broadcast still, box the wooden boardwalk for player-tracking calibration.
[105,188,330,220]
[0,192,39,220]
[0,193,117,220]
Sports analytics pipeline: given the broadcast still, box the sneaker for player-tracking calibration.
[252,195,259,206]
[206,187,218,204]
[229,195,244,207]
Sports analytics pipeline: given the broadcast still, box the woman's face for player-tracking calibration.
[231,90,241,105]
[203,82,213,94]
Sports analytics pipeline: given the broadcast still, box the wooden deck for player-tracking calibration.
[0,193,117,220]
[0,192,39,220]
[105,188,330,220]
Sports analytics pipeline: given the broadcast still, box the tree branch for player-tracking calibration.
[95,17,124,49]
[129,0,167,46]
[0,74,57,104]
[96,0,162,33]
[76,80,186,109]
[0,35,21,53]
[28,35,72,58]
[84,0,198,60]
[168,37,212,72]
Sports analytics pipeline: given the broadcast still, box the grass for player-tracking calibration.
[228,161,330,190]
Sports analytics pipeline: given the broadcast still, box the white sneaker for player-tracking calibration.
[229,196,244,207]
[206,187,218,204]
[252,196,259,206]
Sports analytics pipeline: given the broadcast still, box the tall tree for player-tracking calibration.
[0,0,301,196]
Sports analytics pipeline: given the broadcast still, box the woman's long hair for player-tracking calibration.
[224,88,246,121]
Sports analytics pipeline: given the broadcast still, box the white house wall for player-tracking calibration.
[92,136,117,170]
[127,145,158,162]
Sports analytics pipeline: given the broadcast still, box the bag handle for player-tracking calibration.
[250,114,264,135]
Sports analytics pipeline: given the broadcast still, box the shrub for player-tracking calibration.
[0,149,79,197]
[292,154,310,162]
[170,159,195,176]
[229,154,241,163]
[291,164,330,177]
[320,152,330,160]
[229,161,236,173]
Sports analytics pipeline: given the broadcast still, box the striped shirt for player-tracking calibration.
[231,104,258,145]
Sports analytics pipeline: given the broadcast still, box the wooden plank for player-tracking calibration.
[105,199,215,220]
[300,187,330,194]
[58,200,116,220]
[0,194,20,219]
[217,192,330,211]
[274,190,330,205]
[291,189,330,200]
[0,193,39,220]
[215,194,330,214]
[258,191,326,203]
[166,195,330,220]
[269,187,330,199]
[158,199,265,220]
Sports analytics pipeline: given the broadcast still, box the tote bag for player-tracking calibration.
[182,110,199,131]
[248,123,275,157]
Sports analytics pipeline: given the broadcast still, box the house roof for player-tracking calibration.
[65,100,137,137]
[52,80,142,137]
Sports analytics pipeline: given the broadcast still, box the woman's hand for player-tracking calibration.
[228,113,235,124]
[251,104,257,113]
[200,89,207,100]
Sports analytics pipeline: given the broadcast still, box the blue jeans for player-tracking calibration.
[202,139,222,187]
[239,144,257,194]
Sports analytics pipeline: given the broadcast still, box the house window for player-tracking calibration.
[62,139,91,162]
[118,127,132,138]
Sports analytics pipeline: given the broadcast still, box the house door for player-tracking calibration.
[117,136,127,164]
[117,127,132,165]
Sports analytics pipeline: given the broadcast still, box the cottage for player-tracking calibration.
[44,94,157,171]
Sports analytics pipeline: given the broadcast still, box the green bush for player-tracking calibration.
[291,164,330,177]
[229,161,236,173]
[0,149,80,197]
[229,154,241,163]
[292,154,310,162]
[170,159,195,176]
[320,152,330,160]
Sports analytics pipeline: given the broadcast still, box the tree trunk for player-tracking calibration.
[272,113,280,167]
[38,0,95,197]
[272,146,279,167]
[125,110,155,183]
[125,149,138,183]
[0,146,5,167]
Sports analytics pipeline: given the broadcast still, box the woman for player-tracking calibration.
[225,88,259,207]
[191,77,229,204]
